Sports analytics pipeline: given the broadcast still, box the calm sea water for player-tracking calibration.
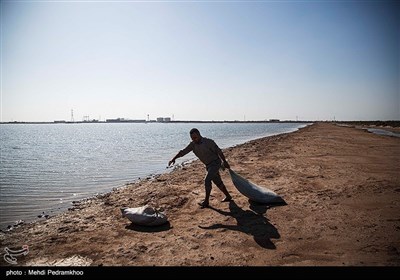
[0,122,307,229]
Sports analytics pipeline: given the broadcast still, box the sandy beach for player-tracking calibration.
[1,122,399,266]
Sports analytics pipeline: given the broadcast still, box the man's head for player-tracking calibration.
[190,128,201,143]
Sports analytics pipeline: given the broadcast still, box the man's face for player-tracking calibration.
[191,133,201,144]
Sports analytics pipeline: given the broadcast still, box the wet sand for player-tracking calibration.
[1,122,399,266]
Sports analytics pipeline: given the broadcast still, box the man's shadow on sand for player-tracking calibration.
[125,221,172,232]
[199,200,286,249]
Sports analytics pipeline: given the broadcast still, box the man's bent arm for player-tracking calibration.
[218,150,230,169]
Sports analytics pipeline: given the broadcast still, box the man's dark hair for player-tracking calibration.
[190,128,200,135]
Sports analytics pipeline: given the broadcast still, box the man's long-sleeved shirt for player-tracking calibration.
[179,137,221,165]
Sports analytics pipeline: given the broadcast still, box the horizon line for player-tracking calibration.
[1,119,400,125]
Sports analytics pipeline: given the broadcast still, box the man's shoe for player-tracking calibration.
[198,201,209,208]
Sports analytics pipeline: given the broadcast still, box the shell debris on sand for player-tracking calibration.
[25,255,92,266]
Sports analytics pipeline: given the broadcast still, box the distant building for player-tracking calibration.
[106,118,145,123]
[156,117,171,122]
[107,118,126,122]
[131,119,146,123]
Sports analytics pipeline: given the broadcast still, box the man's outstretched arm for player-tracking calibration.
[169,143,193,166]
[169,151,183,166]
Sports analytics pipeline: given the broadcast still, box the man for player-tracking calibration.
[168,128,232,208]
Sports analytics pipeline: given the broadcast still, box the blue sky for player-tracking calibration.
[1,0,399,122]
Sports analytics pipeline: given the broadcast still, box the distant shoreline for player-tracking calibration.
[1,120,399,127]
